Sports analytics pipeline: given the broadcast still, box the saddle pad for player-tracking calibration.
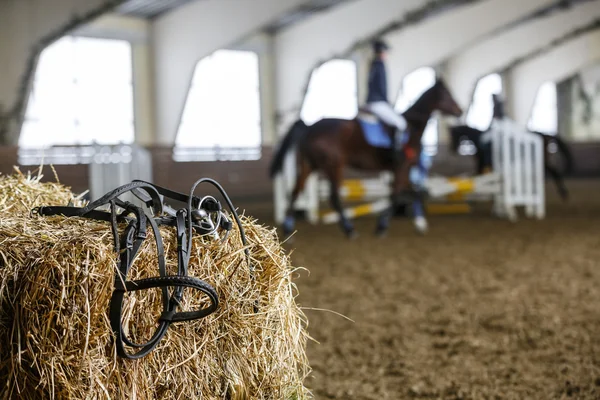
[358,118,392,148]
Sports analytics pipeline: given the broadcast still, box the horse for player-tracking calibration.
[269,78,463,238]
[449,95,573,200]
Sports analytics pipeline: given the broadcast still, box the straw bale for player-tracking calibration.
[0,169,311,399]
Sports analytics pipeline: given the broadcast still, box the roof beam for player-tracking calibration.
[273,0,482,132]
[446,0,600,108]
[507,28,600,125]
[383,0,556,101]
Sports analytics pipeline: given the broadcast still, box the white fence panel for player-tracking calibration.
[492,119,545,220]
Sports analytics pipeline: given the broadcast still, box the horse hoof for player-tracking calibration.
[375,225,388,238]
[346,230,359,240]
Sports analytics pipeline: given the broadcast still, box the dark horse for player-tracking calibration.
[269,78,463,238]
[449,94,573,199]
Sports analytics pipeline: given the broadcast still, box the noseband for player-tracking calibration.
[32,178,250,360]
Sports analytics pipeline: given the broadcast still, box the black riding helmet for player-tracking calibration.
[373,39,390,54]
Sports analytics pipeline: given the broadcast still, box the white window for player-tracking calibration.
[528,81,557,134]
[20,36,134,150]
[300,59,358,125]
[466,73,502,131]
[395,67,438,154]
[174,49,261,161]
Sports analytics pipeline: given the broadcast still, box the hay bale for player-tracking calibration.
[0,169,311,399]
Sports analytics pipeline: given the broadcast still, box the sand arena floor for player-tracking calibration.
[280,180,600,399]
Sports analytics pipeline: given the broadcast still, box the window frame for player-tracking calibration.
[527,81,558,135]
[300,58,359,125]
[173,48,263,162]
[19,35,135,151]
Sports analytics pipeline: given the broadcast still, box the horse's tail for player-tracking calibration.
[535,131,574,174]
[552,134,574,175]
[269,119,308,178]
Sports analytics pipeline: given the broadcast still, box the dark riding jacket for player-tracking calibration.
[366,59,388,103]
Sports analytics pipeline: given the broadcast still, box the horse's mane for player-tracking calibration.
[401,81,440,123]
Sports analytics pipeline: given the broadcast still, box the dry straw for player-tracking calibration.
[0,168,311,399]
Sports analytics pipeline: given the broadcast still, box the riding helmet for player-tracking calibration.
[373,39,390,54]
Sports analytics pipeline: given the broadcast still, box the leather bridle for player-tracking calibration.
[32,178,251,360]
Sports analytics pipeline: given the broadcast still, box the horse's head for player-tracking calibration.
[432,78,463,117]
[402,78,462,124]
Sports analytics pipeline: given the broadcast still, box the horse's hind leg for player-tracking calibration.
[546,165,569,200]
[282,158,312,236]
[325,165,356,238]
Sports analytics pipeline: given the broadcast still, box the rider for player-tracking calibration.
[366,39,409,161]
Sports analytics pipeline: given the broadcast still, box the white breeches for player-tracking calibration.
[367,101,408,131]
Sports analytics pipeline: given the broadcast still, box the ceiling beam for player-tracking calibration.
[445,0,600,108]
[507,28,600,125]
[382,0,556,101]
[152,0,305,145]
[273,0,482,133]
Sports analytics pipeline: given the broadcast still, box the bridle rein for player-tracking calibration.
[32,178,251,360]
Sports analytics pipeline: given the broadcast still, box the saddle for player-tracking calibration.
[357,105,417,161]
[32,178,251,359]
[357,105,393,129]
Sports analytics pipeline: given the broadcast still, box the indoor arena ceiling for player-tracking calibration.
[115,0,352,20]
[115,0,596,30]
[117,0,354,20]
[510,0,596,28]
[116,0,197,18]
[264,0,352,33]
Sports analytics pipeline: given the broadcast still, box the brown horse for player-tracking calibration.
[449,94,573,199]
[269,78,463,238]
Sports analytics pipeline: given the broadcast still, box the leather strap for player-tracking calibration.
[32,179,236,359]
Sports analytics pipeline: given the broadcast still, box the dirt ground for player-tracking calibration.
[280,180,600,399]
